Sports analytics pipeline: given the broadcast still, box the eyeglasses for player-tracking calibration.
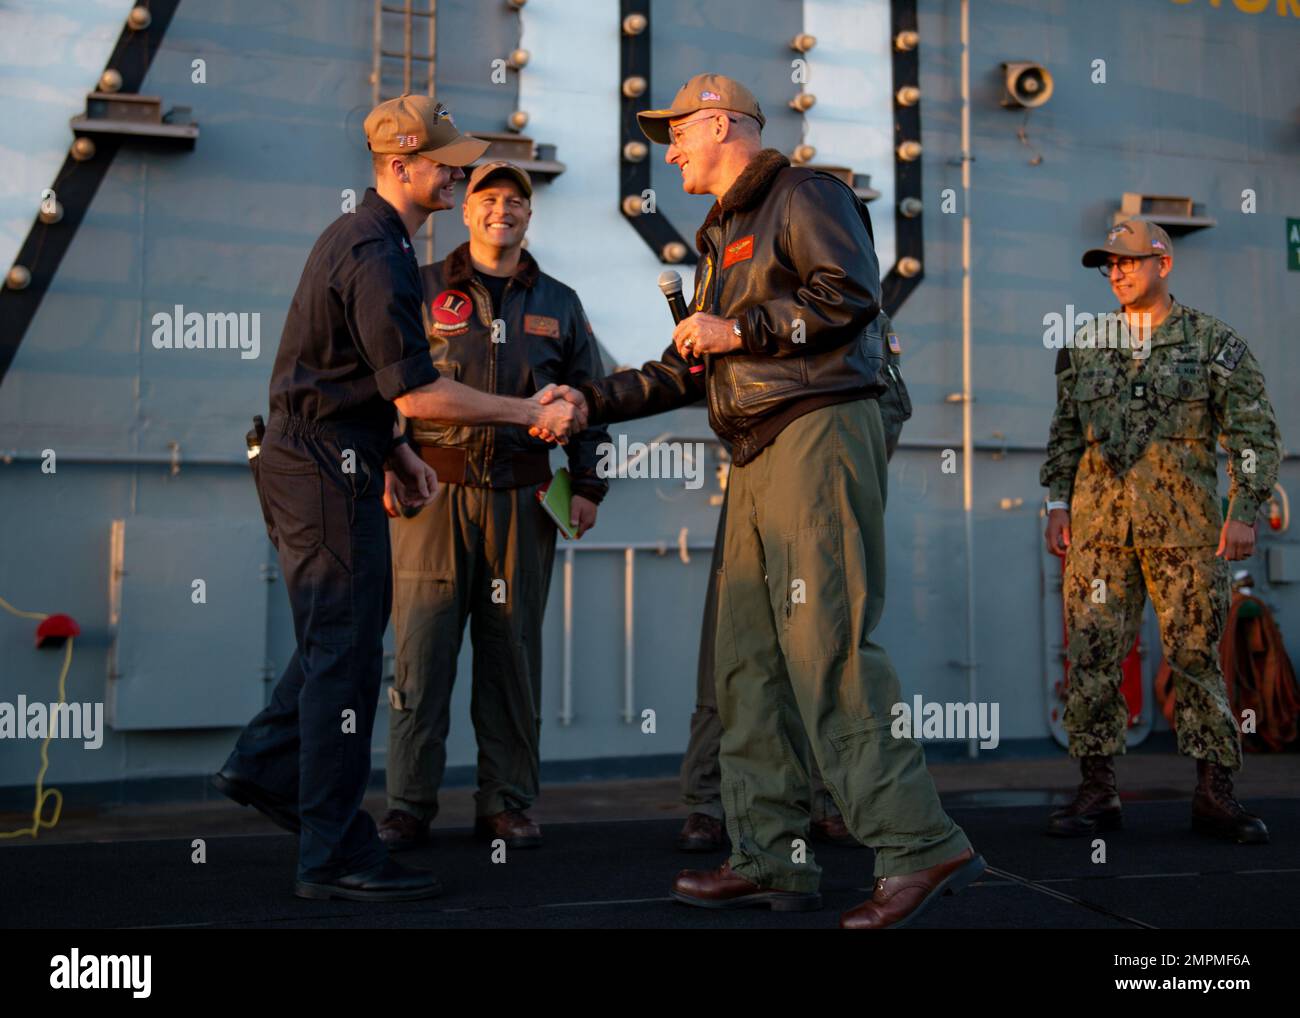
[1098,255,1159,279]
[669,113,739,146]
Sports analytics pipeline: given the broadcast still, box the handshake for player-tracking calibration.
[528,383,588,445]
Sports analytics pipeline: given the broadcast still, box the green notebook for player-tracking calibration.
[536,467,579,540]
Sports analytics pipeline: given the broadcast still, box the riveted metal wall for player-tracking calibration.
[1,0,1296,799]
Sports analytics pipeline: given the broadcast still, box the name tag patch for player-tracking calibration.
[524,314,560,338]
[722,234,754,269]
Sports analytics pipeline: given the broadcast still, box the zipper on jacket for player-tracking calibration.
[469,275,497,484]
[699,241,733,445]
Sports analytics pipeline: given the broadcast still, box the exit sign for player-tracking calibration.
[1290,218,1300,272]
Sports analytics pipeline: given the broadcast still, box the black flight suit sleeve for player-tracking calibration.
[342,241,440,400]
[576,339,705,427]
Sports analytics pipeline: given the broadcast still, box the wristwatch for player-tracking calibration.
[387,431,415,462]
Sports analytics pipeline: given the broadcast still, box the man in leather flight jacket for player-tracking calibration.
[380,161,610,852]
[538,74,982,928]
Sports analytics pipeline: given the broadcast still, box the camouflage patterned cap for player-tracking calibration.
[1082,218,1173,268]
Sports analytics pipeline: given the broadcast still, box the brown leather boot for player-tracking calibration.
[1192,759,1269,844]
[1046,755,1122,837]
[840,847,986,929]
[671,861,822,912]
[676,812,726,853]
[378,809,430,851]
[474,809,542,848]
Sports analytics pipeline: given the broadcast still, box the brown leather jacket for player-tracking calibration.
[415,244,610,501]
[578,149,885,465]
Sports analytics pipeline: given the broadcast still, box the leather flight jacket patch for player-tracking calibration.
[412,244,610,499]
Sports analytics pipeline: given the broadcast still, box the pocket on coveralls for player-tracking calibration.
[259,453,325,554]
[781,525,850,664]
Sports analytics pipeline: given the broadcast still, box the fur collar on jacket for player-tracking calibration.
[442,242,540,289]
[694,148,791,253]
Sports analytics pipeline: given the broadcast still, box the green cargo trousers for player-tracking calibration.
[387,481,557,821]
[715,400,970,892]
[679,489,842,824]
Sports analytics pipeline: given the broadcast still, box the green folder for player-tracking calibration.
[537,467,579,540]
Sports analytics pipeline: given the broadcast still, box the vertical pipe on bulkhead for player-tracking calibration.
[561,546,574,725]
[960,0,979,758]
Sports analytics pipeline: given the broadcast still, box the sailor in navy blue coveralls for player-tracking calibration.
[220,187,441,888]
[214,94,584,900]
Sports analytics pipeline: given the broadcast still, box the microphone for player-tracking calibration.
[658,270,704,375]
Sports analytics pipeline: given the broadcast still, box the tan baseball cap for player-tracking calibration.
[364,94,489,166]
[637,73,766,144]
[467,160,533,199]
[1081,218,1174,268]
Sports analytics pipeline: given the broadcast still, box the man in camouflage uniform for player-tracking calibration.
[1040,219,1281,844]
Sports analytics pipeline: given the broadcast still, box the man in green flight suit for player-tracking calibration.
[1040,218,1281,844]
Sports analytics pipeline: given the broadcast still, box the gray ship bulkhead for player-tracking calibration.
[0,0,1296,803]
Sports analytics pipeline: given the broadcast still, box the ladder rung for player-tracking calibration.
[379,50,434,62]
[380,5,434,15]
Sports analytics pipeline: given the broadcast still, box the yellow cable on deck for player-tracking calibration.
[0,594,72,839]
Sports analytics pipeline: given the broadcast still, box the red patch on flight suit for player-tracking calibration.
[524,314,561,338]
[431,289,472,335]
[722,234,754,269]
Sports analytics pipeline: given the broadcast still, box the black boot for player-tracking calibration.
[1192,759,1269,844]
[1046,755,1122,837]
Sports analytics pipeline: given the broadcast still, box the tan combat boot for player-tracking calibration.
[1192,759,1269,844]
[1046,754,1122,837]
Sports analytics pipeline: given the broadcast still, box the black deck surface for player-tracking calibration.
[3,800,1296,929]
